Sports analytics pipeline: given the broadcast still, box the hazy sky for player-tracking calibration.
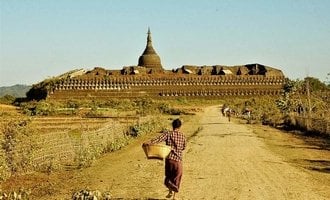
[1,0,330,86]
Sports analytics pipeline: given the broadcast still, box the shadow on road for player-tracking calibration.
[277,144,326,150]
[278,144,330,151]
[290,158,330,174]
[304,159,330,173]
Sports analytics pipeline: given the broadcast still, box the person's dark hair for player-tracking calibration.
[172,119,182,129]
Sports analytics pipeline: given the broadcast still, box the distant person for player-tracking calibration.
[243,107,252,124]
[221,104,231,121]
[226,108,231,122]
[221,104,229,117]
[143,119,186,200]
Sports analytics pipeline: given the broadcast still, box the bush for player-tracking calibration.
[66,100,80,109]
[0,95,16,105]
[134,98,155,115]
[19,100,64,116]
[75,145,103,168]
[85,107,105,118]
[1,120,37,175]
[127,117,166,137]
[157,102,186,115]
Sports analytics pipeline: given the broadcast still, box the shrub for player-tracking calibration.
[66,100,80,109]
[0,95,16,105]
[85,107,105,118]
[134,98,155,115]
[1,120,37,175]
[157,103,186,115]
[105,137,130,152]
[76,145,101,168]
[158,102,171,113]
[127,117,166,137]
[34,156,61,175]
[20,101,53,116]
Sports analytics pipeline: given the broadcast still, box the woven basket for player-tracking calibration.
[142,144,171,160]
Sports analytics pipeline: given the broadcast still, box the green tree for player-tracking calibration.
[304,77,329,92]
[276,79,303,114]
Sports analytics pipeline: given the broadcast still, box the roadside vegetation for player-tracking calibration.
[224,77,329,135]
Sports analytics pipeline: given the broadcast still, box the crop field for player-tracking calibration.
[0,104,156,183]
[30,116,138,132]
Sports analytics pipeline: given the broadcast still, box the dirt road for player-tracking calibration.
[180,106,328,200]
[52,105,329,200]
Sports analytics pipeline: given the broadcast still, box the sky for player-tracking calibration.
[1,0,330,86]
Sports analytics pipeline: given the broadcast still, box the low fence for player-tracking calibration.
[32,121,127,168]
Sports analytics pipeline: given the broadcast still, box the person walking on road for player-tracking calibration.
[143,119,186,199]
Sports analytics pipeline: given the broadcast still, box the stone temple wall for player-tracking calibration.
[47,75,285,99]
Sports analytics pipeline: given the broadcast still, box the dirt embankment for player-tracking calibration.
[3,105,330,200]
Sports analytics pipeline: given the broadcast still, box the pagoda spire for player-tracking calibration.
[147,27,152,46]
[142,27,156,55]
[138,28,163,69]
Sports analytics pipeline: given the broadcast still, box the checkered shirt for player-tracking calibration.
[150,129,186,161]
